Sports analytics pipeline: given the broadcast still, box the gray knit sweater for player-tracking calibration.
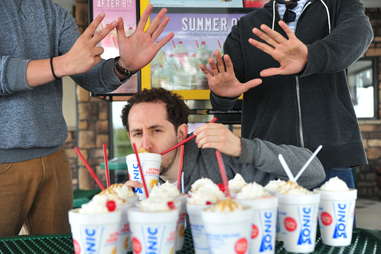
[0,0,122,163]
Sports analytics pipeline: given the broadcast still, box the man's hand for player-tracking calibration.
[55,14,116,77]
[116,4,174,72]
[124,180,143,189]
[249,20,308,77]
[194,123,242,157]
[200,50,262,98]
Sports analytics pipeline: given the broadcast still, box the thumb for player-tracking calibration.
[260,68,283,77]
[242,78,262,92]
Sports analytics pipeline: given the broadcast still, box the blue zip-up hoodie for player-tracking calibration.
[0,0,122,163]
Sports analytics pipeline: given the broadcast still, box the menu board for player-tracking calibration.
[150,8,249,91]
[151,0,243,8]
[90,0,139,94]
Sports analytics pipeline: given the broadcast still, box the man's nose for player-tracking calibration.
[141,135,153,152]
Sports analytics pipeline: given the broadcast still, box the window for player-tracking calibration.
[348,58,378,119]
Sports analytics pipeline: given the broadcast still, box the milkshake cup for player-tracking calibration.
[69,209,122,254]
[118,197,138,253]
[201,199,254,254]
[175,195,187,251]
[277,192,320,253]
[238,197,278,254]
[126,153,161,199]
[316,177,357,246]
[186,203,210,254]
[128,207,179,254]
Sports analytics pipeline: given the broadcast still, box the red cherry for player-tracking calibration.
[106,200,117,212]
[167,201,176,210]
[205,201,212,205]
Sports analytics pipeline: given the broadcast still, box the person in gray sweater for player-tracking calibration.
[0,0,173,236]
[121,88,325,193]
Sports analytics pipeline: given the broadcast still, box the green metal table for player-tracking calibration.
[0,228,380,254]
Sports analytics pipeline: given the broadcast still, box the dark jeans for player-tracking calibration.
[324,167,356,189]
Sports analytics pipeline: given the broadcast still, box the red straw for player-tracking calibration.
[74,147,105,190]
[176,144,185,191]
[215,150,231,198]
[103,144,110,188]
[132,143,149,198]
[160,117,218,155]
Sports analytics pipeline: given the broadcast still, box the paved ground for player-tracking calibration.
[356,199,381,230]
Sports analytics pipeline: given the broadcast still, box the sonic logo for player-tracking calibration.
[132,163,143,194]
[259,211,273,252]
[84,228,97,253]
[147,227,159,253]
[333,203,348,239]
[297,207,312,245]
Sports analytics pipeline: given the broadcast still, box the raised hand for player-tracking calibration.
[116,4,174,71]
[194,123,242,157]
[200,50,262,98]
[249,20,308,77]
[55,14,116,76]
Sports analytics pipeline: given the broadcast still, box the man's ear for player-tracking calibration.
[177,123,188,141]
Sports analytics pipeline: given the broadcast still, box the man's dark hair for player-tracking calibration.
[121,88,190,131]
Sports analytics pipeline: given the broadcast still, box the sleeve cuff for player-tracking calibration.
[3,58,33,94]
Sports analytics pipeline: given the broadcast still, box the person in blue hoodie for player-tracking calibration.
[201,0,373,189]
[0,1,173,236]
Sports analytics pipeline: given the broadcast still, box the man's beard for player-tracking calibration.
[159,149,178,177]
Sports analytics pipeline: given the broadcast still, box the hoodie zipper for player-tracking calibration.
[294,1,312,148]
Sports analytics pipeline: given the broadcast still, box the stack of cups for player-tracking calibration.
[126,153,161,200]
[317,188,357,246]
[128,206,179,254]
[277,192,320,253]
[201,203,254,254]
[186,203,210,254]
[69,209,122,254]
[238,197,278,254]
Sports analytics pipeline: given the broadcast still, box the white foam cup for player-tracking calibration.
[317,189,357,246]
[126,153,161,200]
[201,206,254,254]
[128,206,179,254]
[175,195,187,251]
[118,197,138,253]
[238,196,278,254]
[277,192,320,253]
[186,203,210,254]
[69,209,122,254]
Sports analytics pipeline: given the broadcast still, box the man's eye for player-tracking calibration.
[154,129,162,133]
[133,133,142,137]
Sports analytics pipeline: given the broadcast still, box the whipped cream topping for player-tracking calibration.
[79,194,124,214]
[229,174,247,194]
[205,199,244,212]
[190,178,221,193]
[265,179,311,195]
[150,181,180,200]
[320,177,350,192]
[236,182,270,199]
[99,183,135,201]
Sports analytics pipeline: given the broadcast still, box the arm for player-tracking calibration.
[238,138,325,189]
[302,0,373,76]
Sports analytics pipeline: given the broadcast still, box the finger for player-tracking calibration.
[116,17,126,41]
[248,38,275,56]
[223,54,235,74]
[125,180,143,188]
[137,4,153,32]
[214,50,225,72]
[147,8,168,36]
[260,68,283,77]
[208,58,218,76]
[83,13,106,38]
[242,79,262,91]
[278,20,296,39]
[151,16,170,41]
[260,24,287,43]
[91,22,116,45]
[199,64,214,76]
[155,32,175,50]
[252,27,279,48]
[93,46,104,56]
